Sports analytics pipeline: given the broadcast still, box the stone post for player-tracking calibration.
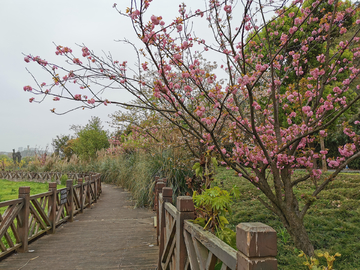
[17,187,30,252]
[176,196,195,270]
[236,222,277,270]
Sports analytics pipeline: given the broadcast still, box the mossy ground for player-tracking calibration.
[214,167,360,270]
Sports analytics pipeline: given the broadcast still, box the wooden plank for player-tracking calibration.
[206,252,218,270]
[164,202,178,219]
[28,212,36,238]
[10,220,20,244]
[0,239,6,252]
[33,222,41,237]
[41,196,49,219]
[161,220,176,264]
[162,236,176,270]
[31,198,51,226]
[30,200,47,229]
[0,198,23,208]
[28,229,48,242]
[73,188,81,210]
[192,235,208,270]
[29,191,52,200]
[184,230,200,270]
[184,221,237,270]
[0,213,14,248]
[89,183,95,202]
[4,229,14,248]
[16,213,23,228]
[0,203,23,240]
[0,243,22,259]
[55,204,65,225]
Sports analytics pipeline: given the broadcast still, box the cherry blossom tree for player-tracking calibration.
[24,0,360,255]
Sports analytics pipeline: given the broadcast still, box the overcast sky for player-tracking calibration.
[0,0,203,153]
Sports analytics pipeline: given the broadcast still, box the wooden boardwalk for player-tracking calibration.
[0,184,158,270]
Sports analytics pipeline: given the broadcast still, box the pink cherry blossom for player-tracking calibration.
[23,85,32,91]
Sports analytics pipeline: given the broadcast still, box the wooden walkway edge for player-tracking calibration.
[0,184,158,270]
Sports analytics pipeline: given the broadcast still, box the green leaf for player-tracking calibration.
[211,157,218,168]
[192,217,206,227]
[192,162,201,170]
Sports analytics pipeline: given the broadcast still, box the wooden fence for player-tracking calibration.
[155,180,278,270]
[0,171,92,183]
[0,173,101,259]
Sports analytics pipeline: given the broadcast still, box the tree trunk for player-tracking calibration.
[320,136,327,172]
[278,208,315,256]
[287,219,314,256]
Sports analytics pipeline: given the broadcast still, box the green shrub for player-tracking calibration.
[60,174,68,186]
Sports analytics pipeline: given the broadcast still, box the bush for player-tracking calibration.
[60,174,68,186]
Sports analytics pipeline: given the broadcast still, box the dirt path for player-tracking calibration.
[0,184,158,270]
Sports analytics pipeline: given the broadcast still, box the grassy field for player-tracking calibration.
[214,167,360,270]
[0,179,66,203]
[0,179,67,250]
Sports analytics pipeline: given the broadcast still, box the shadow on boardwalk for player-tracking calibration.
[0,184,158,270]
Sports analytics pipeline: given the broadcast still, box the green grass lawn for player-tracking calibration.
[0,179,66,250]
[214,167,360,270]
[0,179,65,203]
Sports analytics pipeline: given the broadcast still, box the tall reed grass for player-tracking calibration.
[20,148,194,208]
[98,149,193,207]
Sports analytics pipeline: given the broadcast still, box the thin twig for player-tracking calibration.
[18,256,39,270]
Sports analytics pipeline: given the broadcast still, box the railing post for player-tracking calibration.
[158,187,173,270]
[156,181,166,246]
[86,177,91,208]
[98,173,102,194]
[48,183,57,234]
[176,196,195,270]
[94,174,98,203]
[17,187,30,253]
[236,222,277,270]
[78,178,84,213]
[66,180,74,222]
[153,176,160,211]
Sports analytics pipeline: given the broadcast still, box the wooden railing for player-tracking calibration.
[155,180,278,270]
[0,171,92,183]
[0,173,101,259]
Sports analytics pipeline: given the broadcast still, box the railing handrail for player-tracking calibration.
[0,173,102,259]
[155,179,278,270]
[184,220,237,269]
[0,171,98,183]
[0,198,23,208]
[164,201,178,218]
